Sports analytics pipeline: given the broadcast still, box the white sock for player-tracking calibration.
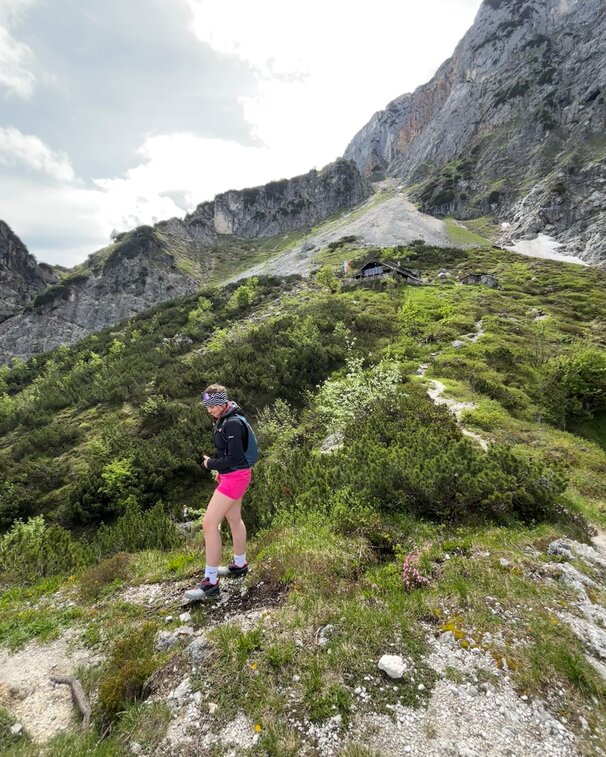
[234,553,247,567]
[205,565,219,583]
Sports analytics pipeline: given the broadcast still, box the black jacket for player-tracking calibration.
[205,402,250,473]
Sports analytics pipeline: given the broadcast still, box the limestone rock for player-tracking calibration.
[155,631,180,652]
[169,677,192,700]
[189,159,371,240]
[319,433,344,455]
[344,0,606,264]
[378,654,409,679]
[0,160,371,364]
[0,221,58,326]
[185,636,209,664]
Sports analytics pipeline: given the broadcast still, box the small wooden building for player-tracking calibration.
[353,260,422,285]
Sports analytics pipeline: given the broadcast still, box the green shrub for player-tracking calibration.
[93,499,182,560]
[0,516,91,584]
[399,289,454,338]
[468,371,526,410]
[97,622,160,726]
[252,386,567,525]
[314,353,402,436]
[79,552,131,600]
[315,265,341,293]
[228,283,255,310]
[541,346,606,426]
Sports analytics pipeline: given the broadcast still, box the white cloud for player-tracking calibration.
[2,132,290,266]
[186,0,482,169]
[5,0,485,267]
[0,25,35,98]
[0,174,108,267]
[85,0,483,254]
[0,0,39,97]
[93,131,293,230]
[0,126,75,180]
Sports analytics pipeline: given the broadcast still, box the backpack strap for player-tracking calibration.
[216,414,249,446]
[232,414,250,448]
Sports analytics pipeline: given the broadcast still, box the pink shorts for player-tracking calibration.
[216,469,252,500]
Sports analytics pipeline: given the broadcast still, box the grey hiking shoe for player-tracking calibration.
[183,578,220,601]
[217,561,249,577]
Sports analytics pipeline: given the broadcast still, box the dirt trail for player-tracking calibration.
[418,319,490,450]
[592,530,606,559]
[0,631,98,742]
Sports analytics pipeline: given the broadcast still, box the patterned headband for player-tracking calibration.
[201,390,228,407]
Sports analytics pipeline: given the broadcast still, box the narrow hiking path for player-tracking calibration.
[417,318,490,450]
[0,631,100,743]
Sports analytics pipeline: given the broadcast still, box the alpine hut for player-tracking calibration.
[353,260,422,285]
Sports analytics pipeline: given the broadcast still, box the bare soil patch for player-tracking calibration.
[0,630,99,743]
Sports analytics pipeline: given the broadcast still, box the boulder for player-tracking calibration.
[378,654,408,679]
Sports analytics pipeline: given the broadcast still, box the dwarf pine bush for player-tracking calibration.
[541,346,606,426]
[0,516,91,583]
[250,384,567,525]
[93,498,181,560]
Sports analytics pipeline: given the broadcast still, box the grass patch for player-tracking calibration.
[0,707,32,754]
[462,216,502,243]
[79,552,131,600]
[0,605,83,651]
[444,218,493,247]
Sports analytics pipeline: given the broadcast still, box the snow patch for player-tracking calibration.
[506,234,587,266]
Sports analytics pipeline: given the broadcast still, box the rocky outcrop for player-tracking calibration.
[344,0,606,263]
[184,158,372,240]
[0,221,58,324]
[0,225,201,363]
[0,160,371,364]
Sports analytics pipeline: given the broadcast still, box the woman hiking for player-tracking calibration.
[184,384,257,601]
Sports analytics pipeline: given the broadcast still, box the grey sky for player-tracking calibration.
[4,0,257,177]
[0,0,484,267]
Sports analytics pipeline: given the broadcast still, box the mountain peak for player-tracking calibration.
[344,0,606,263]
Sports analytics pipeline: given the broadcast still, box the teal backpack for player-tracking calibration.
[219,413,259,467]
[235,414,259,467]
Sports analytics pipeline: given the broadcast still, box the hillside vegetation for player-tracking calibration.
[1,243,606,755]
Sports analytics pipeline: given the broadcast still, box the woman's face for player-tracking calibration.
[207,403,227,420]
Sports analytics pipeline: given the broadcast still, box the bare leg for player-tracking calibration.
[225,498,246,556]
[202,490,240,567]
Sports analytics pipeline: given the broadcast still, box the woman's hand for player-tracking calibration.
[203,455,211,469]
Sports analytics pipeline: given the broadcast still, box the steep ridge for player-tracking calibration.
[0,221,58,325]
[185,157,371,239]
[0,160,371,364]
[344,0,606,263]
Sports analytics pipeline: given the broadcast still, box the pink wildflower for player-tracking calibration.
[402,550,431,592]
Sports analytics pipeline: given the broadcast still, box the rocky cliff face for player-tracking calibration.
[344,0,606,263]
[0,225,201,364]
[0,159,371,364]
[186,158,371,239]
[0,221,58,324]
